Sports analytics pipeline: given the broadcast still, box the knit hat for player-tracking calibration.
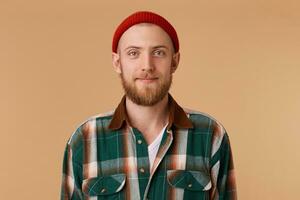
[112,11,179,53]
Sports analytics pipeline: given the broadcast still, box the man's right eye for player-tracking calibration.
[128,50,139,57]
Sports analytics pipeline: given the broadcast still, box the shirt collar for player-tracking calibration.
[108,93,194,131]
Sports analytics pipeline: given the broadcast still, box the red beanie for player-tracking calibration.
[112,11,179,53]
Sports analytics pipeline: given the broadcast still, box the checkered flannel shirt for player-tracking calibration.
[61,94,237,200]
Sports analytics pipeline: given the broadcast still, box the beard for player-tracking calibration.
[120,71,172,106]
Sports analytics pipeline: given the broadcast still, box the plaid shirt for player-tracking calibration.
[61,94,237,200]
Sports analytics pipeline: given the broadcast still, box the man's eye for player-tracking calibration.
[153,50,165,56]
[128,51,138,56]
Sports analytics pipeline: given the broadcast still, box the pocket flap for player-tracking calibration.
[82,173,126,196]
[167,170,211,191]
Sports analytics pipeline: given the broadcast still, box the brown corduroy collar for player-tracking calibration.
[108,93,193,131]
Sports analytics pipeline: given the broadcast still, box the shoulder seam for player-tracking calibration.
[67,109,115,144]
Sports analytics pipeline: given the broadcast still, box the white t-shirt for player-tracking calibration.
[148,124,168,170]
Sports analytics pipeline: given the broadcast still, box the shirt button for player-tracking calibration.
[100,188,106,193]
[139,167,145,173]
[188,183,192,188]
[137,139,142,144]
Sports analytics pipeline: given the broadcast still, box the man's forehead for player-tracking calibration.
[121,23,170,37]
[118,23,174,50]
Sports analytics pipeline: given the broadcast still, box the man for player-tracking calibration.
[61,11,237,200]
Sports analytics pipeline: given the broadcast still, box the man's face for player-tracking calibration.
[112,23,180,106]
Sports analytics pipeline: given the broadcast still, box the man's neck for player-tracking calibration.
[125,95,170,144]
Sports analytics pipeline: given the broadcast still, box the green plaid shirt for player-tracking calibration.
[61,94,237,200]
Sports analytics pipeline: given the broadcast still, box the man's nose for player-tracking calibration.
[141,53,154,72]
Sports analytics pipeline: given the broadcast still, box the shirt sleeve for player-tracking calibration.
[210,129,237,200]
[60,143,84,200]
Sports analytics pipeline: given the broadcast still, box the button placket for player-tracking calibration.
[132,127,150,198]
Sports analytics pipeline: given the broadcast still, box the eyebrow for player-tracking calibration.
[152,45,169,50]
[124,45,169,51]
[124,46,141,51]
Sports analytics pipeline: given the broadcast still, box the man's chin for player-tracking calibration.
[135,82,157,90]
[122,77,172,106]
[126,91,164,106]
[131,97,162,106]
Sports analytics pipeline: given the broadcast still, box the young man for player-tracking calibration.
[61,11,237,200]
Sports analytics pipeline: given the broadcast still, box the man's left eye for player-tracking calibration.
[153,50,165,56]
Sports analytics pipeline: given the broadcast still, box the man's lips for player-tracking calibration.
[136,77,158,83]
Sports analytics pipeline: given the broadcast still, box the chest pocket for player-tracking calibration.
[82,173,126,197]
[167,170,211,195]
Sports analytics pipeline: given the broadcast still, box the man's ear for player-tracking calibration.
[171,52,180,73]
[112,52,121,74]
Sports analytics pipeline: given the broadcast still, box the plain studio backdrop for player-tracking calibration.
[1,0,299,199]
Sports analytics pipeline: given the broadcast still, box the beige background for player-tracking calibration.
[1,0,300,199]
